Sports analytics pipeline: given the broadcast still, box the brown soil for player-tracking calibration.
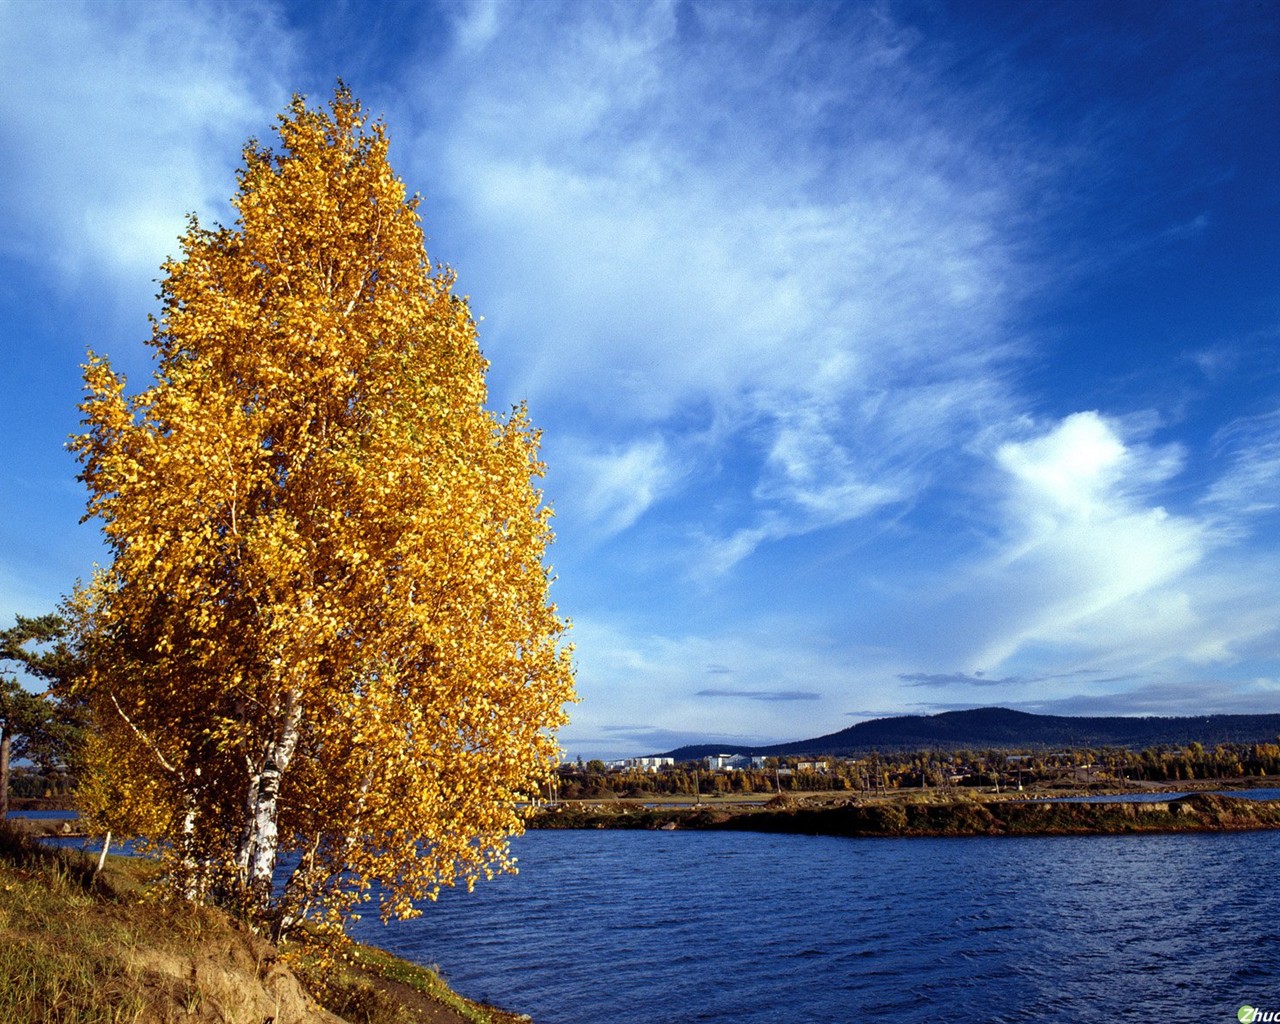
[125,924,344,1024]
[347,964,531,1024]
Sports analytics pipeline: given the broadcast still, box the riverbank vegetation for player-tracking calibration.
[529,791,1280,838]
[0,821,525,1024]
[0,613,80,821]
[555,740,1280,801]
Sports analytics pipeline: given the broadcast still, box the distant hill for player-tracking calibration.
[659,707,1280,759]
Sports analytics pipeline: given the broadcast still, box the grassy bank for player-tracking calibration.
[0,823,527,1024]
[714,792,1280,837]
[528,792,1280,837]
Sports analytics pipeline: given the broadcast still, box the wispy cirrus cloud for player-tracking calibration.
[1203,410,1280,520]
[552,435,683,540]
[0,2,291,292]
[1007,678,1280,718]
[899,672,1030,689]
[400,1,1036,572]
[898,668,1137,691]
[696,688,822,702]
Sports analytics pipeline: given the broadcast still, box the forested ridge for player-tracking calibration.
[661,707,1280,758]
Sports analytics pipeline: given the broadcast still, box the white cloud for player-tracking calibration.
[553,436,681,538]
[761,410,909,518]
[961,412,1227,671]
[1204,410,1280,519]
[696,525,773,578]
[997,411,1134,521]
[402,1,1032,562]
[449,0,502,53]
[0,2,290,288]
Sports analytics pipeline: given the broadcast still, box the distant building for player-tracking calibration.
[604,756,675,772]
[629,757,674,772]
[796,760,829,773]
[705,753,751,770]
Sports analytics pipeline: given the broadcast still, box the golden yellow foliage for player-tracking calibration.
[68,87,575,930]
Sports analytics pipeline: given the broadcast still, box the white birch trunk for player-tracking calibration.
[234,763,264,884]
[244,691,302,909]
[95,831,112,877]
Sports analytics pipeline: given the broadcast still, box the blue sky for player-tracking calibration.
[1,1,1277,759]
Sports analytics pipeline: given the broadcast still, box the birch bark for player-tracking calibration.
[242,691,303,911]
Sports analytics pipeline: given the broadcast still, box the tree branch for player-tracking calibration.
[108,691,179,776]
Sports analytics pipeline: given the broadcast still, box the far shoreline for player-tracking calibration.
[525,787,1280,839]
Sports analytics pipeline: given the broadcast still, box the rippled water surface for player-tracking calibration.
[350,829,1280,1024]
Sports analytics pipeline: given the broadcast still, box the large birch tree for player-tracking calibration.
[69,88,575,932]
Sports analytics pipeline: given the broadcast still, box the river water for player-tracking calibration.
[349,828,1280,1024]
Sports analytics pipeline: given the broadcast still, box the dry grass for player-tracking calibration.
[0,824,334,1023]
[0,828,146,1023]
[0,825,526,1024]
